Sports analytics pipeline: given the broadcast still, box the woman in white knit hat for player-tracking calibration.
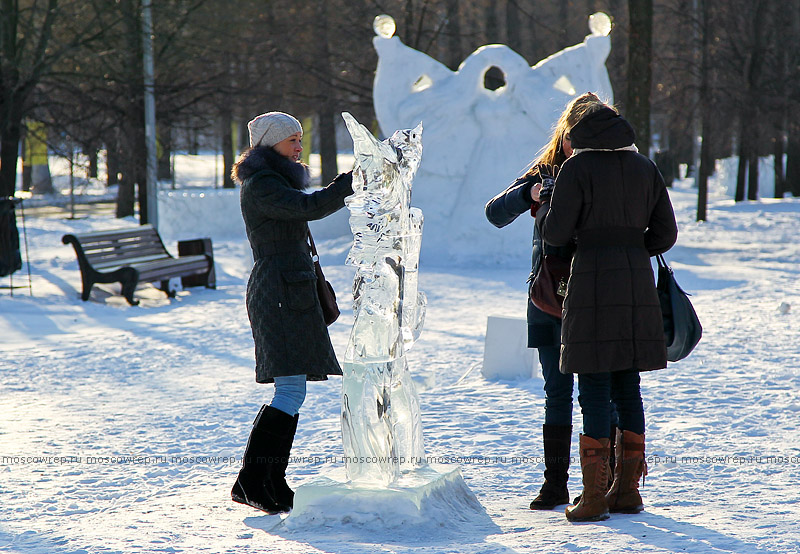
[230,111,353,514]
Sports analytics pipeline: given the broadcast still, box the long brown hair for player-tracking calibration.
[524,92,610,177]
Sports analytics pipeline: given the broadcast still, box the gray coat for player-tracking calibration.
[234,146,353,383]
[538,108,678,374]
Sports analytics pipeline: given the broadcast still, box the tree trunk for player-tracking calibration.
[118,100,145,219]
[221,107,234,188]
[444,0,462,70]
[316,0,337,186]
[318,110,338,187]
[0,126,21,197]
[107,141,120,186]
[735,118,747,202]
[696,0,711,221]
[506,0,522,53]
[787,113,800,196]
[747,151,758,200]
[627,0,654,157]
[86,146,99,179]
[116,137,137,218]
[21,132,32,192]
[787,0,800,196]
[771,1,789,199]
[773,136,785,198]
[485,2,498,44]
[558,2,570,50]
[238,116,250,154]
[157,128,172,181]
[116,0,145,220]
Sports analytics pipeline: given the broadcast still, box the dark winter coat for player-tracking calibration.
[234,146,354,383]
[485,167,575,348]
[537,108,678,374]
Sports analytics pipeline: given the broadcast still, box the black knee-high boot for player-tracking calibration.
[231,405,299,513]
[530,424,572,509]
[270,411,298,509]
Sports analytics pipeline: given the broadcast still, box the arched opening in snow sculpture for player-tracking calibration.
[483,66,506,91]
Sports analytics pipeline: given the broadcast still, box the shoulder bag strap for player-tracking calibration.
[307,228,318,260]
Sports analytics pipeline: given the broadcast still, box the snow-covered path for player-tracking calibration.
[1,184,799,553]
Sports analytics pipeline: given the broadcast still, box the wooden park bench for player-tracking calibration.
[62,224,215,305]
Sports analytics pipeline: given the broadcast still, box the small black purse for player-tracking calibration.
[656,254,702,361]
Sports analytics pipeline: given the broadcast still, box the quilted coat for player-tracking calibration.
[234,146,353,383]
[537,108,678,374]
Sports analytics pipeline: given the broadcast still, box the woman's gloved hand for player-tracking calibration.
[538,164,559,203]
[332,170,353,189]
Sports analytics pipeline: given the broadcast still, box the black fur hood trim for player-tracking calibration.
[232,145,310,190]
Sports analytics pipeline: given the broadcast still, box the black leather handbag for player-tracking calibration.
[656,254,702,361]
[308,230,340,326]
[529,254,570,319]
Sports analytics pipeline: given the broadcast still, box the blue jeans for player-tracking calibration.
[577,370,644,439]
[538,345,574,426]
[270,375,307,416]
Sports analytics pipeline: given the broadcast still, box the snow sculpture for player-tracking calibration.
[372,13,614,265]
[340,111,427,485]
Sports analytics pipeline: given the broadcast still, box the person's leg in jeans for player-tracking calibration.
[530,345,575,509]
[577,372,612,439]
[270,374,307,416]
[607,370,647,513]
[540,345,573,426]
[609,370,644,434]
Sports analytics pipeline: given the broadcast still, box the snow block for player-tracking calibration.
[157,189,244,243]
[157,188,350,245]
[286,464,485,529]
[481,315,538,380]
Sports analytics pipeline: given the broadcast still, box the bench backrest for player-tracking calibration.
[63,224,172,270]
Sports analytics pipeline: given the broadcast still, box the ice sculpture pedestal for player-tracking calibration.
[287,465,482,528]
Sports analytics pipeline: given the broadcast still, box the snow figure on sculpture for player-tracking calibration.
[371,12,614,265]
[340,111,427,485]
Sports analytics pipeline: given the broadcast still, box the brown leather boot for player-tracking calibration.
[605,429,647,513]
[572,423,616,505]
[565,435,610,522]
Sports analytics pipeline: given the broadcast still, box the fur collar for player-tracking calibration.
[231,145,310,190]
[572,144,639,155]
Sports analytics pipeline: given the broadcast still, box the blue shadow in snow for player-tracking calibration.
[607,511,781,554]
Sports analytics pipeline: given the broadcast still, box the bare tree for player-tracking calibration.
[695,0,712,221]
[0,0,104,197]
[627,0,654,156]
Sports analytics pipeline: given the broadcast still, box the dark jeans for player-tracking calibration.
[538,345,574,425]
[578,370,644,439]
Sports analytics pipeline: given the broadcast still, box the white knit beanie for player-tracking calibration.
[247,112,303,148]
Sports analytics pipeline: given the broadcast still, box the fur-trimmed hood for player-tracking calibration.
[231,145,310,190]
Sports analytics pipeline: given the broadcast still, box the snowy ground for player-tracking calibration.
[1,166,799,553]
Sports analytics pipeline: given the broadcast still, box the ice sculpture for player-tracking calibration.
[340,111,427,485]
[371,13,614,265]
[286,73,488,537]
